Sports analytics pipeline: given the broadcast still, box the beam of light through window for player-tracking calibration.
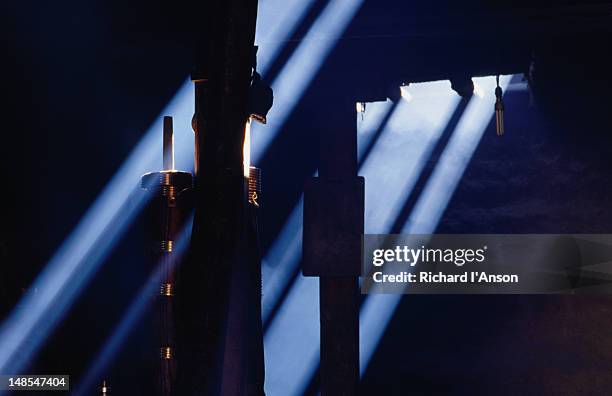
[0,81,195,377]
[0,0,363,380]
[251,0,365,163]
[262,99,394,326]
[0,0,357,379]
[262,197,304,323]
[263,86,457,395]
[255,0,318,76]
[359,81,461,234]
[263,274,320,396]
[72,217,193,396]
[359,75,514,377]
[404,75,513,234]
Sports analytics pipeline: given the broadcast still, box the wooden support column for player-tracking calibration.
[175,0,260,395]
[304,99,363,395]
[319,276,360,395]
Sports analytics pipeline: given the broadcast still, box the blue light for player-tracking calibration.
[72,217,193,396]
[255,0,318,76]
[360,81,461,234]
[0,81,194,377]
[262,94,398,396]
[0,0,333,373]
[262,197,304,323]
[264,275,320,395]
[404,75,512,234]
[0,0,362,383]
[262,101,395,326]
[251,0,366,163]
[359,75,514,377]
[357,100,394,162]
[0,0,362,382]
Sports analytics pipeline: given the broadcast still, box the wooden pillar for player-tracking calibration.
[175,0,260,394]
[304,99,362,395]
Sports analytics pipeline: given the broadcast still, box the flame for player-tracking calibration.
[243,119,251,178]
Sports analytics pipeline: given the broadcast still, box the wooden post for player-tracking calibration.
[175,0,260,394]
[304,98,362,395]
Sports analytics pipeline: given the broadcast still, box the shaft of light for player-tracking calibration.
[73,217,193,396]
[256,0,318,76]
[0,81,194,377]
[251,0,366,164]
[360,75,514,378]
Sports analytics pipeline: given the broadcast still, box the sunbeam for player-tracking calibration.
[72,216,193,396]
[0,82,194,377]
[359,75,514,376]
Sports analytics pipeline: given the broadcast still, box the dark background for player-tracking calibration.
[1,0,612,394]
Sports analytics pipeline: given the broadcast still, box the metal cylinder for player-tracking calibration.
[141,169,193,396]
[141,116,193,396]
[248,166,262,207]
